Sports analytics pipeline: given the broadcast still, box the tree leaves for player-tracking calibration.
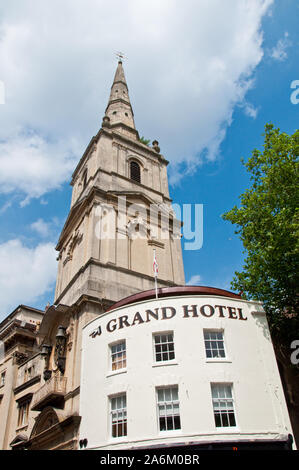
[223,124,299,344]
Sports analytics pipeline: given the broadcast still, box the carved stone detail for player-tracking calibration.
[63,230,83,266]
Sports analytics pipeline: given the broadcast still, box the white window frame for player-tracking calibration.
[156,386,181,432]
[211,383,237,428]
[109,340,126,372]
[203,329,227,360]
[110,393,127,439]
[153,332,175,364]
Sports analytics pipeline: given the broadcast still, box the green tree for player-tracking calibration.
[223,123,299,344]
[223,124,299,444]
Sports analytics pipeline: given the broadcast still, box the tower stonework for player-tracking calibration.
[0,61,185,451]
[55,60,185,307]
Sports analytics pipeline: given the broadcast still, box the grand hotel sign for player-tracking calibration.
[90,301,248,339]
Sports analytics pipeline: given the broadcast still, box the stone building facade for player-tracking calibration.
[0,60,295,450]
[0,60,185,450]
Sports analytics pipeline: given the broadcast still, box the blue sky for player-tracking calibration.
[0,0,298,320]
[180,0,299,290]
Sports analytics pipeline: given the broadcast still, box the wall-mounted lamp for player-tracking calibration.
[41,344,52,358]
[55,326,67,374]
[56,326,67,342]
[41,344,52,381]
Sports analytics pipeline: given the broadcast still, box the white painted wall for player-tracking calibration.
[79,294,294,450]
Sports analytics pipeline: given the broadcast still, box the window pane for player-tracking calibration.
[211,384,236,428]
[159,417,166,431]
[214,412,221,427]
[111,341,126,371]
[174,415,181,429]
[111,394,127,437]
[173,403,180,414]
[204,331,225,359]
[165,404,172,416]
[228,412,236,427]
[154,332,175,362]
[222,413,229,427]
[166,416,173,430]
[157,387,181,432]
[130,161,141,183]
[171,388,178,400]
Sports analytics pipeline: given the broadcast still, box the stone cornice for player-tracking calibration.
[73,163,171,210]
[71,125,168,183]
[54,257,179,305]
[0,306,44,332]
[56,183,173,251]
[71,135,98,183]
[14,375,41,395]
[107,126,168,164]
[64,385,80,401]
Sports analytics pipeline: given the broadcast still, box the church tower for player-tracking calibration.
[54,60,185,308]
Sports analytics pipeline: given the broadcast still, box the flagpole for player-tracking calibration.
[153,248,158,299]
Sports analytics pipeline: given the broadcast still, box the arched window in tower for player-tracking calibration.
[130,161,141,183]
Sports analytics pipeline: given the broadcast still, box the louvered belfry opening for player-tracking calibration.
[130,161,141,183]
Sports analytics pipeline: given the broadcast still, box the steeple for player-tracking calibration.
[55,59,185,306]
[104,60,136,131]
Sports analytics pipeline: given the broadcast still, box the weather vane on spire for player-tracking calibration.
[115,51,127,63]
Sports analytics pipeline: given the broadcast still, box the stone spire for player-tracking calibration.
[104,60,136,130]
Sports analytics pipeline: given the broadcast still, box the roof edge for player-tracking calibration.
[106,286,242,312]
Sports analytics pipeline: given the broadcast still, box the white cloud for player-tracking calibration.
[0,131,79,203]
[0,239,57,319]
[270,32,291,61]
[187,274,201,286]
[0,200,12,215]
[242,101,259,119]
[30,218,51,238]
[40,198,48,206]
[0,0,273,196]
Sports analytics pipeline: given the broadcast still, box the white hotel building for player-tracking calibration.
[79,287,295,450]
